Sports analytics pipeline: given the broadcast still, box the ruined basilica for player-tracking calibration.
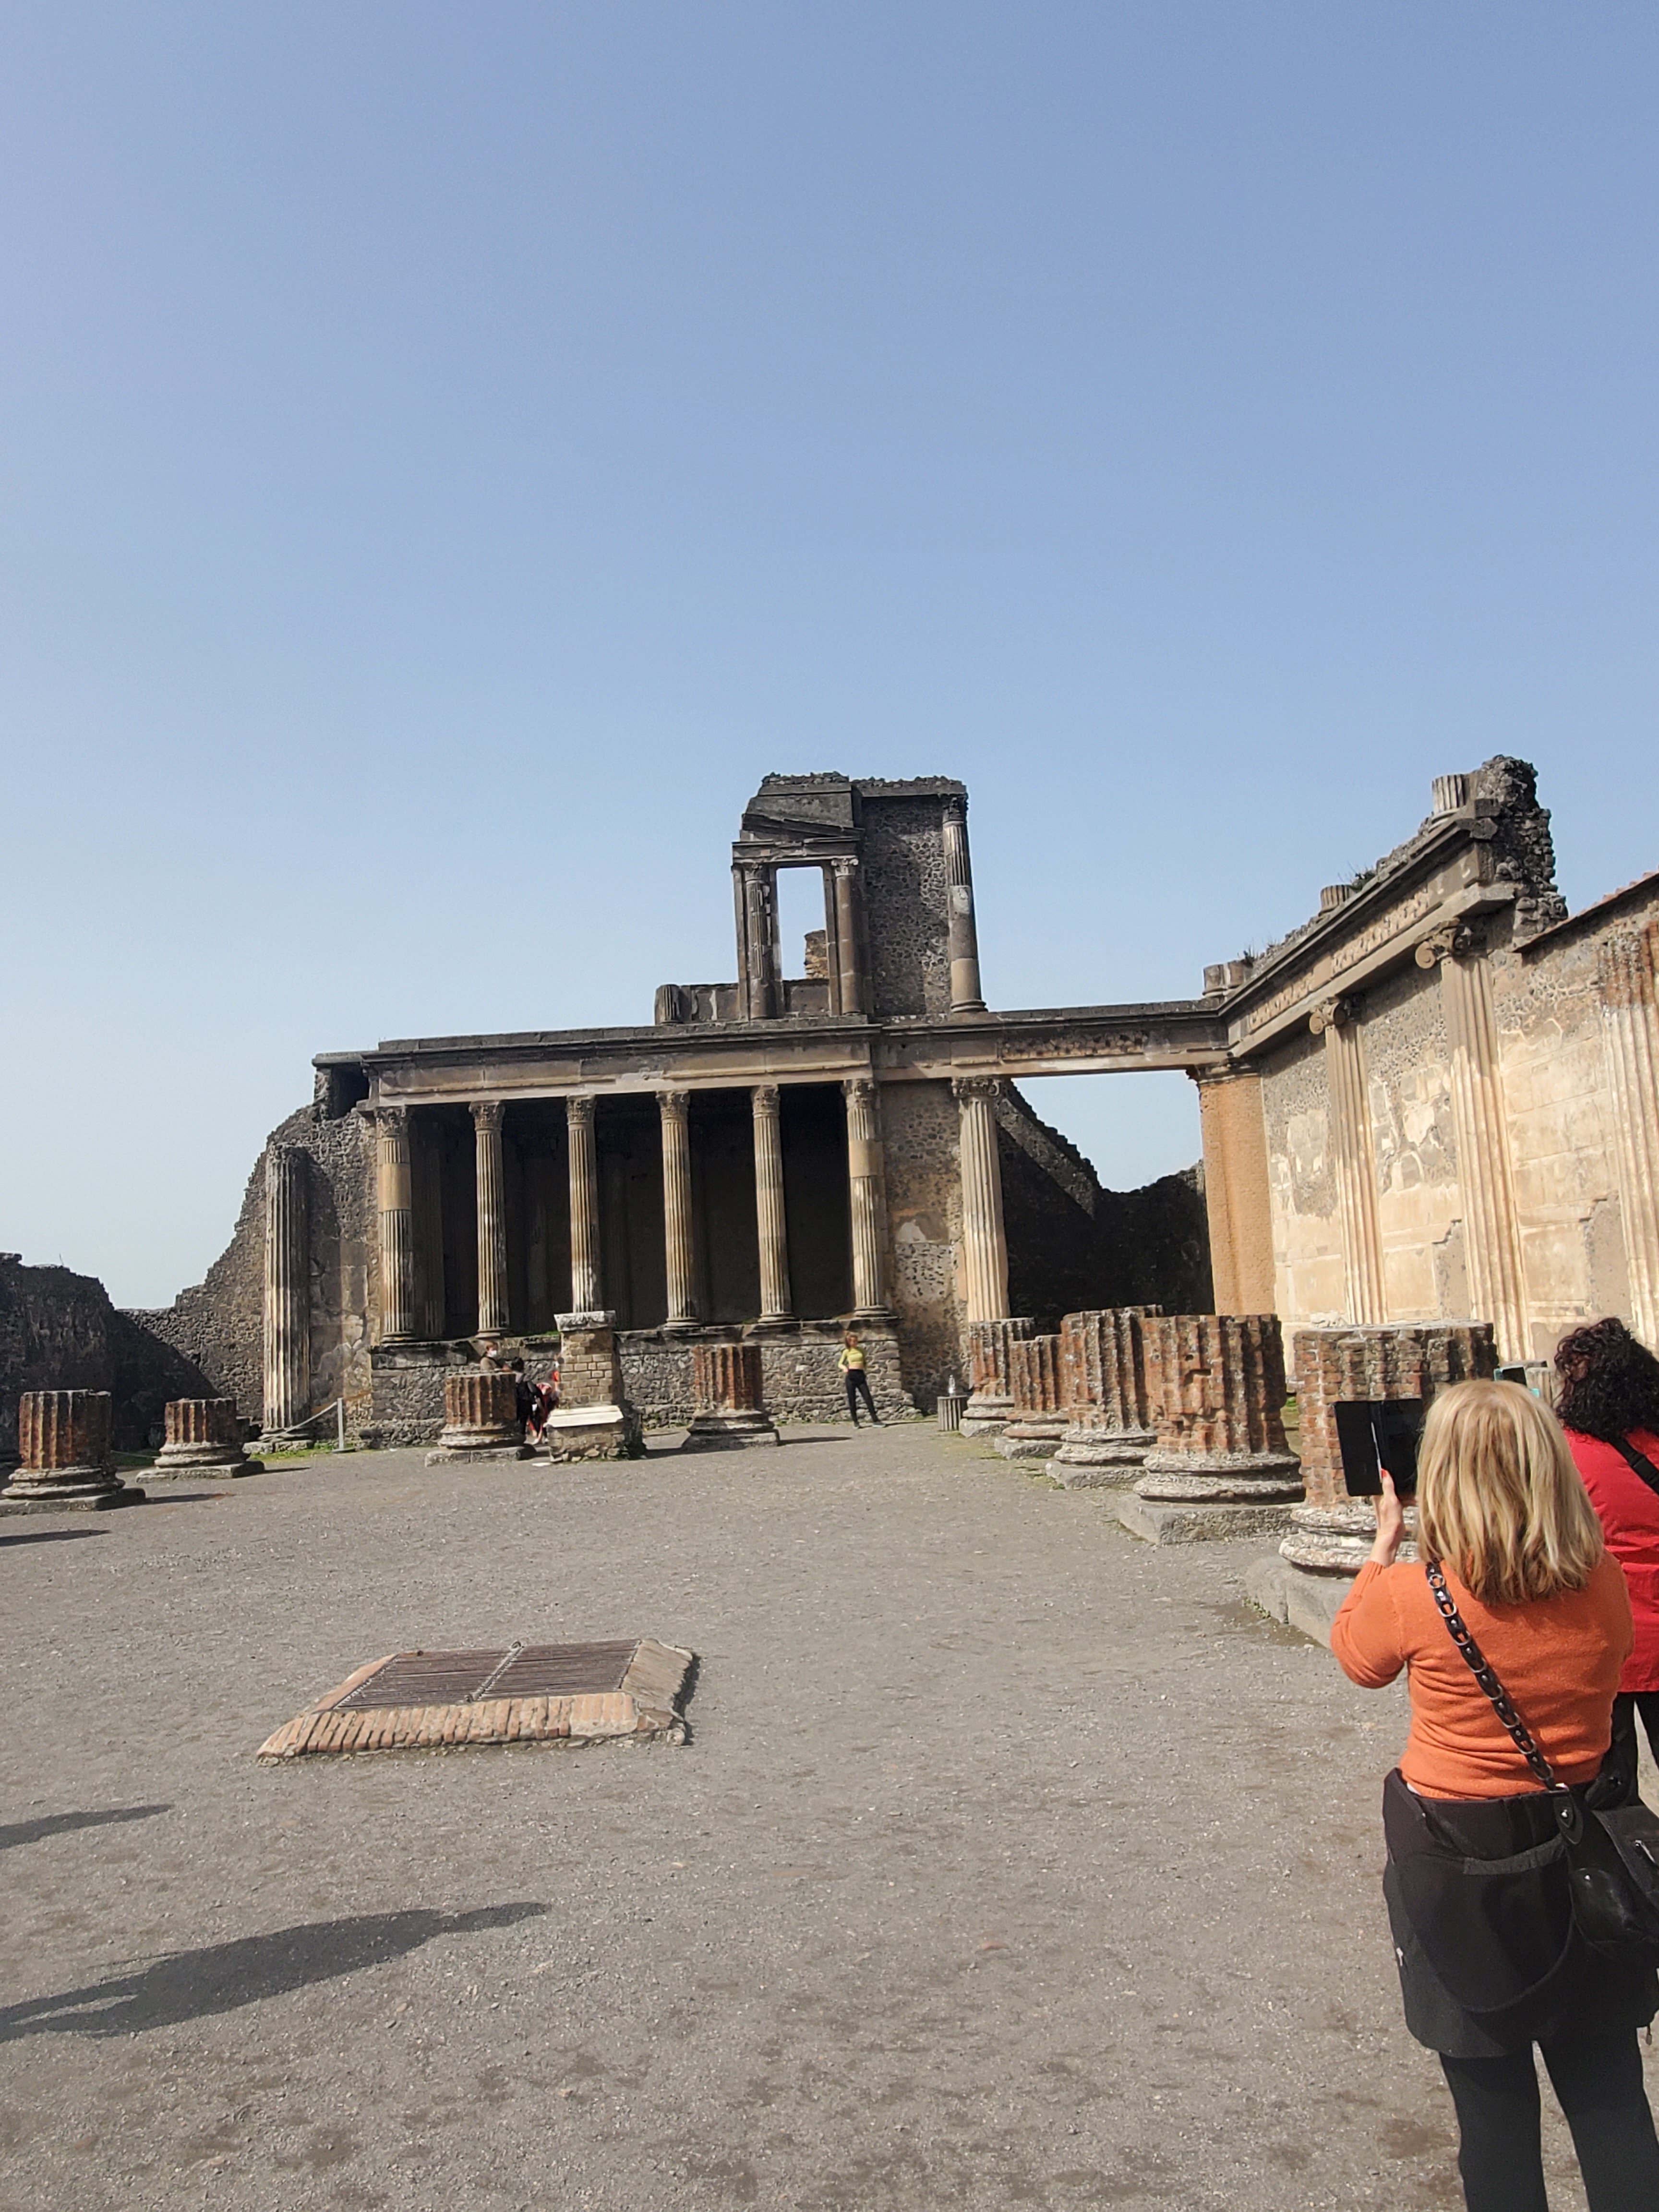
[119,756,1658,1455]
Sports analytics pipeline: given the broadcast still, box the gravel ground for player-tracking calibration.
[1,1420,1648,2212]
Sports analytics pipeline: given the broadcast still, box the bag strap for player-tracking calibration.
[1424,1560,1570,1796]
[1610,1435,1659,1503]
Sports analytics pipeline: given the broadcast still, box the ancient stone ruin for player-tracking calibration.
[1119,1315,1302,1544]
[0,1390,144,1513]
[150,1398,263,1480]
[680,1341,781,1451]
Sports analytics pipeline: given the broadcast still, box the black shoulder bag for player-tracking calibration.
[1426,1558,1659,1962]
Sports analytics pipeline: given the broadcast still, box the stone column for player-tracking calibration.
[962,1315,1035,1434]
[152,1399,262,1479]
[941,796,986,1013]
[1281,1322,1497,1579]
[543,1310,644,1461]
[843,1077,893,1319]
[751,1085,794,1327]
[997,1335,1068,1460]
[953,1077,1009,1326]
[0,1391,140,1512]
[1192,1070,1275,1313]
[832,858,864,1016]
[1123,1314,1302,1542]
[471,1101,509,1339]
[660,1090,699,1331]
[1310,999,1385,1325]
[565,1096,601,1312]
[681,1340,781,1450]
[1051,1307,1161,1484]
[267,1141,314,1430]
[736,863,780,1019]
[1599,924,1659,1348]
[1438,949,1528,1360]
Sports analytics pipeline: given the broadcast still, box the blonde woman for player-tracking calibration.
[1332,1380,1659,2212]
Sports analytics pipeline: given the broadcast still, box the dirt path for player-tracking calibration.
[0,1422,1630,2209]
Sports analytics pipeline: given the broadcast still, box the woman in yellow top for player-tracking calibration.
[837,1332,880,1427]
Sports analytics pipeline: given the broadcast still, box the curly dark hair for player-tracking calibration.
[1553,1318,1659,1442]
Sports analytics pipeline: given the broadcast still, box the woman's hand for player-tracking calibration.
[1369,1470,1406,1567]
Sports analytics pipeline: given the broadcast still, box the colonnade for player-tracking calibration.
[369,1076,958,1343]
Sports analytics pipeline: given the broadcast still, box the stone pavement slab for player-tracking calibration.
[0,1422,1638,2211]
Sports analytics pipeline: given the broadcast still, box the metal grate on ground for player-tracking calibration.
[256,1637,694,1759]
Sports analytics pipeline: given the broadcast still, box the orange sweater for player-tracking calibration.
[1331,1552,1633,1798]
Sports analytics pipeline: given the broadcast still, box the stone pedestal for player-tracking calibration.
[150,1399,263,1479]
[542,1311,644,1462]
[425,1370,532,1464]
[962,1316,1035,1435]
[1050,1307,1160,1488]
[1116,1315,1301,1544]
[680,1341,780,1451]
[997,1335,1068,1459]
[0,1392,143,1512]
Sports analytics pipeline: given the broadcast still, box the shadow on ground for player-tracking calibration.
[0,1805,171,1854]
[0,1528,108,1548]
[0,1902,548,2040]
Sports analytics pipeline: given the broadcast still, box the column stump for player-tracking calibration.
[680,1341,780,1451]
[962,1317,1035,1437]
[997,1335,1068,1460]
[150,1398,263,1479]
[0,1391,144,1513]
[1115,1315,1302,1544]
[1049,1307,1160,1489]
[425,1370,532,1464]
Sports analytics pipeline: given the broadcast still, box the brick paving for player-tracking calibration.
[0,1422,1642,2210]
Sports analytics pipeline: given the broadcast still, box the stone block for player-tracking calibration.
[1113,1493,1299,1546]
[541,1404,645,1462]
[1244,1555,1355,1647]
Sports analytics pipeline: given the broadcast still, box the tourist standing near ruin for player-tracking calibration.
[1331,1381,1659,2212]
[837,1331,880,1426]
[1556,1318,1659,1797]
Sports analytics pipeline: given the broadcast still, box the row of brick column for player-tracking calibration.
[372,1081,901,1343]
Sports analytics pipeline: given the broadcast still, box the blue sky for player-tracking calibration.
[2,3,1655,1307]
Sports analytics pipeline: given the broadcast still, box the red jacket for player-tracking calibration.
[1566,1424,1659,1695]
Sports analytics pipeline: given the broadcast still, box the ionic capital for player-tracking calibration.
[1415,923,1478,969]
[1308,997,1358,1036]
[951,1075,1003,1106]
[831,855,859,881]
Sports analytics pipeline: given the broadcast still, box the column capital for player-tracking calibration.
[565,1093,596,1128]
[843,1074,877,1105]
[951,1075,1003,1106]
[659,1088,691,1120]
[752,1082,781,1113]
[471,1098,505,1135]
[1189,1062,1262,1090]
[369,1102,410,1134]
[1308,996,1358,1036]
[831,854,859,880]
[942,792,967,827]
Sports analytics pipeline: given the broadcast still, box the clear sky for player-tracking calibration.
[2,3,1655,1308]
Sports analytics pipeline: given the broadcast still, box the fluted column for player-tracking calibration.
[412,1118,446,1339]
[832,858,864,1016]
[660,1090,699,1330]
[736,863,780,1019]
[1310,999,1385,1325]
[752,1085,794,1324]
[267,1141,314,1425]
[566,1096,601,1311]
[1599,926,1659,1347]
[1439,950,1528,1359]
[844,1077,892,1318]
[472,1100,509,1338]
[953,1076,1009,1324]
[942,796,985,1014]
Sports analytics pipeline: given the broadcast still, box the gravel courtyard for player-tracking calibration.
[1,1421,1641,2212]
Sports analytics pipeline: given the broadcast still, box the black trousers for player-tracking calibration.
[1610,1693,1659,1790]
[844,1370,878,1423]
[1441,2026,1659,2212]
